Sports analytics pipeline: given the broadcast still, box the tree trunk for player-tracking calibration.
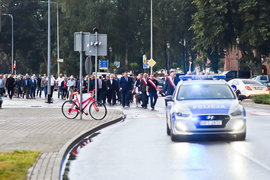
[255,47,262,75]
[125,42,129,71]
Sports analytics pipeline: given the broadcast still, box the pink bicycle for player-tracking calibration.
[61,89,107,120]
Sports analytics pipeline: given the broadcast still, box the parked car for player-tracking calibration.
[252,75,270,88]
[227,79,269,97]
[222,71,251,81]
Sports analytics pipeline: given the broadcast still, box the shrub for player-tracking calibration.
[252,94,270,104]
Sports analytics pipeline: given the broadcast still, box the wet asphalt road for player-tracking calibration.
[68,97,270,180]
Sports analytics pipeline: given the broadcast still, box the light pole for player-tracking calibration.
[236,36,239,78]
[109,46,112,73]
[41,1,60,77]
[3,14,13,74]
[150,0,153,62]
[167,42,170,74]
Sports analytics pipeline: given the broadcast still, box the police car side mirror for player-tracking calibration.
[165,95,173,106]
[165,95,173,101]
[238,94,247,101]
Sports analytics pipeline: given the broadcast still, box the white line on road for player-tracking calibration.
[231,143,270,172]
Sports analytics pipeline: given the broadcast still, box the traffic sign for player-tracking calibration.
[143,55,147,69]
[148,59,156,67]
[114,61,120,68]
[85,34,107,56]
[99,60,108,69]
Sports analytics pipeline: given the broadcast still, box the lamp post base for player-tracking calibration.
[45,94,53,103]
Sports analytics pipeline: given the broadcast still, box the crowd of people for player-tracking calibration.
[0,71,181,110]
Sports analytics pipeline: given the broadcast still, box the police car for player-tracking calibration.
[166,75,247,141]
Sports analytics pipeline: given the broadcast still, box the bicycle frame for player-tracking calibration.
[69,90,96,114]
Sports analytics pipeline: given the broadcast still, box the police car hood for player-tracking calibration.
[177,99,240,115]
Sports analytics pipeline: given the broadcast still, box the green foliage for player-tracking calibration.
[191,0,270,73]
[252,94,270,104]
[1,0,270,76]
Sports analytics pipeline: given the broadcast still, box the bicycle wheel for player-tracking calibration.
[62,100,79,119]
[89,101,107,120]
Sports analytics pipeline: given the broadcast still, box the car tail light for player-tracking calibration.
[245,86,252,90]
[267,87,269,91]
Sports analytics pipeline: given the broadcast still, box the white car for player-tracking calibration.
[166,75,247,142]
[228,79,269,97]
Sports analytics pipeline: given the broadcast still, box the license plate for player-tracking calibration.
[200,120,222,126]
[255,87,263,90]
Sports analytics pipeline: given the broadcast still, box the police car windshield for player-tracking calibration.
[176,84,235,100]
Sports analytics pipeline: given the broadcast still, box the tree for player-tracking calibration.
[191,0,270,74]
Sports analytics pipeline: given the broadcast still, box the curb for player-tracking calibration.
[52,114,125,180]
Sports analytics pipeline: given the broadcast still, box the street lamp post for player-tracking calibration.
[41,1,60,77]
[167,42,170,74]
[109,46,112,73]
[236,36,239,78]
[3,14,13,74]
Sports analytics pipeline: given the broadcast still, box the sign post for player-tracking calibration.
[74,29,107,103]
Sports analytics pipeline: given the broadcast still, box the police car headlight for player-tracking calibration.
[175,111,190,117]
[231,108,243,116]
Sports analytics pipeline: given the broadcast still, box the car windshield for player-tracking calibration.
[242,80,261,85]
[176,84,235,100]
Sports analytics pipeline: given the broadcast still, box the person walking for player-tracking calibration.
[2,74,8,97]
[114,74,121,104]
[30,75,37,99]
[6,74,16,99]
[36,74,42,98]
[56,73,64,99]
[140,73,149,109]
[106,74,117,105]
[88,75,95,92]
[67,75,76,100]
[15,76,22,98]
[134,73,142,107]
[97,75,106,103]
[164,72,179,96]
[46,74,56,98]
[147,74,159,110]
[61,77,68,100]
[119,72,133,107]
[41,74,47,98]
[0,74,3,96]
[22,74,31,99]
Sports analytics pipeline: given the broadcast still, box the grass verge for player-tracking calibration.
[0,150,40,180]
[252,94,270,104]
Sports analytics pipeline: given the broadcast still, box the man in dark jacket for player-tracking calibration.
[22,74,31,99]
[106,74,117,105]
[164,72,179,96]
[139,73,149,108]
[119,72,133,107]
[6,74,15,99]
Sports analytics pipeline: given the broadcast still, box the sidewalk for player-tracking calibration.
[241,98,270,110]
[0,92,124,180]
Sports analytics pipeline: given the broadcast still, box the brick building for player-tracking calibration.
[223,47,270,75]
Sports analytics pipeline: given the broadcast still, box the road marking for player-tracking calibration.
[127,113,165,119]
[231,144,270,172]
[246,111,270,116]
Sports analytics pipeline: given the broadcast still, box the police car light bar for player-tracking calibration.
[179,75,226,80]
